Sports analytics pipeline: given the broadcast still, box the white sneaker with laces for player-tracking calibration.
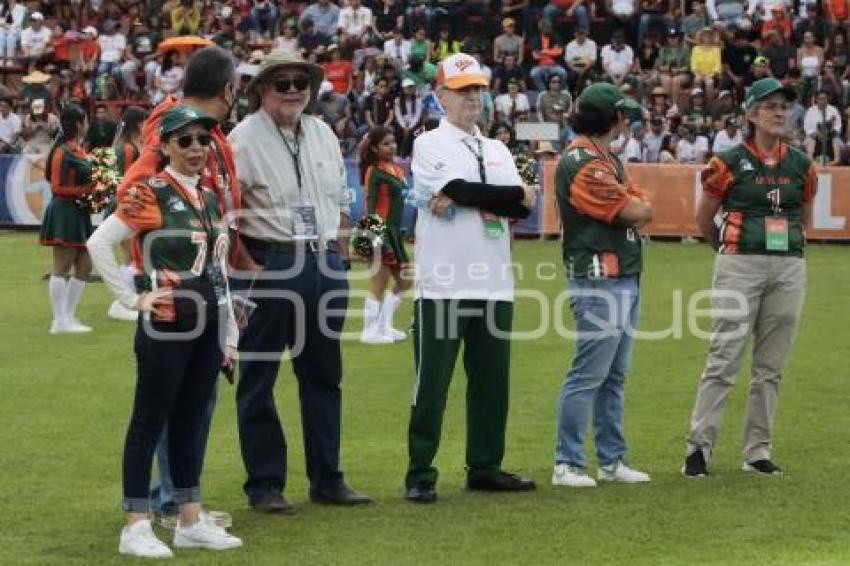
[360,327,394,345]
[119,519,173,559]
[64,319,93,333]
[108,300,139,321]
[598,461,651,483]
[552,463,597,487]
[200,509,233,529]
[173,516,243,551]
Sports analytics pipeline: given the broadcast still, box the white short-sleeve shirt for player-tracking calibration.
[411,118,522,301]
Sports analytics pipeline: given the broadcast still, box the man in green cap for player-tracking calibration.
[551,82,654,489]
[683,77,816,477]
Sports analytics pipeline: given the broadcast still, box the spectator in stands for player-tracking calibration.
[762,6,792,42]
[171,0,202,36]
[606,0,638,27]
[707,0,750,30]
[298,18,330,56]
[120,18,160,99]
[213,17,238,51]
[365,76,394,129]
[384,27,411,69]
[0,0,26,67]
[639,0,673,44]
[152,50,185,105]
[623,120,648,162]
[600,30,635,88]
[492,53,526,94]
[655,29,689,104]
[493,18,522,65]
[338,0,373,46]
[530,19,566,91]
[432,24,461,63]
[20,11,51,71]
[714,89,741,123]
[820,60,844,106]
[495,77,531,125]
[543,0,590,36]
[685,87,713,135]
[722,28,757,99]
[804,89,842,164]
[762,30,793,79]
[564,26,597,93]
[827,32,849,77]
[537,74,572,124]
[635,33,660,96]
[85,104,117,150]
[0,96,21,152]
[394,77,422,156]
[644,116,666,161]
[374,0,404,41]
[21,98,59,156]
[405,0,433,36]
[250,0,279,41]
[795,3,829,48]
[403,53,437,90]
[690,27,721,101]
[648,86,678,121]
[826,0,850,38]
[20,69,52,107]
[676,123,709,162]
[301,0,341,40]
[316,79,354,152]
[489,120,517,152]
[410,26,431,63]
[712,116,742,152]
[682,1,708,44]
[96,20,127,99]
[658,132,678,161]
[322,44,354,94]
[797,30,825,103]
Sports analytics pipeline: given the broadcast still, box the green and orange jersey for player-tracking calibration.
[702,142,817,257]
[49,141,93,198]
[115,141,140,176]
[555,137,646,278]
[115,171,229,294]
[364,162,406,230]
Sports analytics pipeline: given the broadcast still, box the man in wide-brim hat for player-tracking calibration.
[228,49,371,511]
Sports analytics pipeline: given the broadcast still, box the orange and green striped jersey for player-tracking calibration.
[702,142,817,257]
[49,142,92,198]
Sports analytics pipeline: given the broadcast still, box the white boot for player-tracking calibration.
[360,296,392,344]
[64,277,92,333]
[49,275,68,334]
[378,293,406,341]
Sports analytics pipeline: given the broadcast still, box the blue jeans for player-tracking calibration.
[530,65,568,91]
[150,380,218,516]
[637,13,672,44]
[543,3,589,31]
[555,276,640,468]
[250,5,279,36]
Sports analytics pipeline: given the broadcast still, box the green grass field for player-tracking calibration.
[3,231,850,565]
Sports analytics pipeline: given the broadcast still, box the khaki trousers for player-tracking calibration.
[687,254,807,463]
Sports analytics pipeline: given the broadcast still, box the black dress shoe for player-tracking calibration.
[467,470,537,492]
[309,484,372,505]
[405,483,437,504]
[250,493,294,514]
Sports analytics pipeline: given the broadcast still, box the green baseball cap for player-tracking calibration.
[745,78,795,109]
[577,83,641,120]
[159,105,218,138]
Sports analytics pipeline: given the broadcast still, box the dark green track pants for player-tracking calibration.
[406,298,514,488]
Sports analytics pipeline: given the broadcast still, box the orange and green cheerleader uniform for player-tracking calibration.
[364,162,409,266]
[39,141,94,248]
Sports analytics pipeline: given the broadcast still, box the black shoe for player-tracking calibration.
[467,470,537,492]
[683,450,709,477]
[309,484,372,505]
[250,493,295,514]
[743,459,783,475]
[405,483,437,504]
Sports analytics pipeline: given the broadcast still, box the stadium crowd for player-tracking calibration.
[1,0,850,164]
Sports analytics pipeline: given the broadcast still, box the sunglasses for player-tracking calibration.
[173,133,212,149]
[271,77,310,93]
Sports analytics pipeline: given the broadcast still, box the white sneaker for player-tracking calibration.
[65,319,93,333]
[360,327,394,345]
[119,519,173,559]
[200,509,233,529]
[108,300,139,321]
[384,326,407,341]
[597,461,651,483]
[173,516,242,551]
[552,463,597,487]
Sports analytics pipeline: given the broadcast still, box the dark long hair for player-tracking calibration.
[45,104,86,184]
[358,125,394,184]
[115,106,149,147]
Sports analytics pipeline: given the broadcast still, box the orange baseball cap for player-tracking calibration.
[436,53,489,90]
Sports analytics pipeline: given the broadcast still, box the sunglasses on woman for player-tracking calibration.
[174,133,212,149]
[271,77,310,93]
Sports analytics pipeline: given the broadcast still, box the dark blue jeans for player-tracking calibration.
[235,245,349,503]
[123,320,222,513]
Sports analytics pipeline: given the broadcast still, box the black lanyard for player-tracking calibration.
[277,127,303,194]
[461,138,487,183]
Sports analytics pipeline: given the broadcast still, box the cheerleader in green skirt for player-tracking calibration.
[358,126,413,344]
[39,105,94,334]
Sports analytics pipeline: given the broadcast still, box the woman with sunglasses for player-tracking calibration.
[88,106,242,558]
[358,125,412,344]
